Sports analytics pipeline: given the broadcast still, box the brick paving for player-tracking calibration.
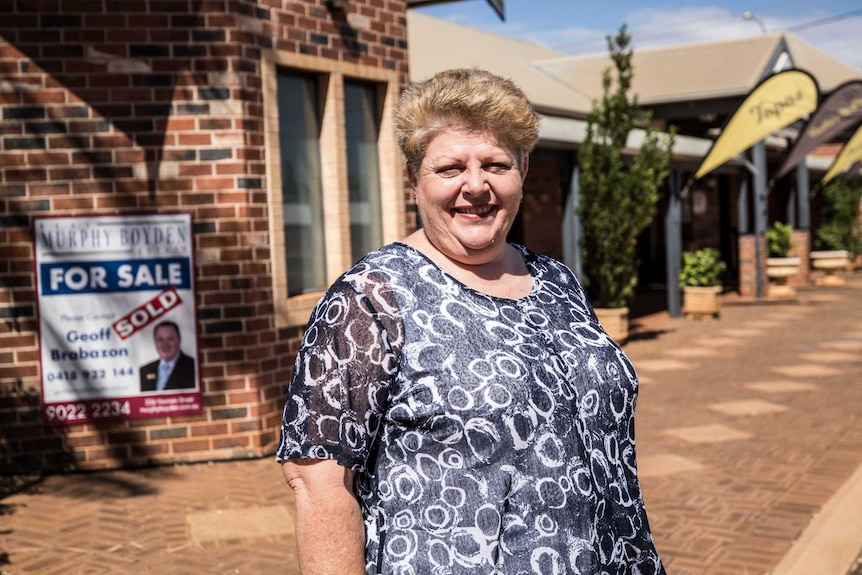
[2,273,861,575]
[626,274,862,575]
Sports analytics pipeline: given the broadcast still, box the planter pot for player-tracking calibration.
[810,250,849,286]
[593,306,629,345]
[766,257,801,298]
[682,285,722,319]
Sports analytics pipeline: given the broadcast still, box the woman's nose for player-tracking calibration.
[462,167,487,195]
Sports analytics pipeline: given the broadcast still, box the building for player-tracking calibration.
[0,0,411,472]
[408,11,861,302]
[1,1,859,472]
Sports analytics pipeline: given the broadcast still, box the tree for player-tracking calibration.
[578,25,676,308]
[815,178,862,256]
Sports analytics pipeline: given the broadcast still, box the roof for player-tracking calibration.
[782,34,862,92]
[406,12,592,117]
[535,34,785,106]
[536,33,861,106]
[408,13,862,114]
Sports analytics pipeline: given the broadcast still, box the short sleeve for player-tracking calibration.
[276,281,399,472]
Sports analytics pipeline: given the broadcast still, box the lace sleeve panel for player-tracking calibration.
[277,278,401,472]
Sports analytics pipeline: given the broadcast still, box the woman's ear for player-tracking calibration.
[520,155,530,183]
[406,161,419,190]
[406,162,421,208]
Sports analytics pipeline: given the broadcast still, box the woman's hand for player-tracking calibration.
[282,458,366,574]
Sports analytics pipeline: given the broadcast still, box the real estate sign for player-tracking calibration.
[34,214,202,425]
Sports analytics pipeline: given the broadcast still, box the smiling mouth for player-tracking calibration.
[454,205,495,217]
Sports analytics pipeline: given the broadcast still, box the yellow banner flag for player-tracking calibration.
[694,69,819,180]
[822,123,862,184]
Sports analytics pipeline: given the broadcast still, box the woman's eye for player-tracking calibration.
[436,166,462,177]
[485,163,511,173]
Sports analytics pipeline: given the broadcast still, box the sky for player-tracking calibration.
[414,0,862,70]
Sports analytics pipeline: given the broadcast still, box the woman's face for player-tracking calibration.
[410,126,527,265]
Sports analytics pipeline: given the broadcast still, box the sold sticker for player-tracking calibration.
[112,286,183,340]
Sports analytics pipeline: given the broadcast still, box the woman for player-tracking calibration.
[277,68,666,575]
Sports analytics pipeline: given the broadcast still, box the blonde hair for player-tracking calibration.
[393,68,540,172]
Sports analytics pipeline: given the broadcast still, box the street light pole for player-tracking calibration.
[743,11,768,33]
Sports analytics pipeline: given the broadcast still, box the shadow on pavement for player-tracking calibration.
[1,474,43,570]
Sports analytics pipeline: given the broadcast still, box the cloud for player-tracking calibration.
[540,6,860,69]
[795,20,862,69]
[537,7,770,55]
[416,2,862,70]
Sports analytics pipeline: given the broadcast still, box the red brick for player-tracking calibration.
[0,364,38,379]
[96,195,140,209]
[49,167,91,180]
[30,182,71,196]
[0,152,26,166]
[178,164,212,177]
[161,117,196,131]
[0,92,22,105]
[22,90,67,104]
[54,197,95,210]
[72,181,114,195]
[115,149,146,163]
[190,423,229,437]
[92,134,133,148]
[171,439,210,453]
[27,151,71,166]
[178,133,211,146]
[214,162,245,175]
[6,168,49,182]
[194,177,233,191]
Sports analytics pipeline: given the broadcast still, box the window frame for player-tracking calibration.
[262,51,404,328]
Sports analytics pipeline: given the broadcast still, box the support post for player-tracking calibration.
[738,170,749,234]
[796,161,810,229]
[563,163,582,280]
[788,182,797,227]
[665,168,683,317]
[753,141,768,299]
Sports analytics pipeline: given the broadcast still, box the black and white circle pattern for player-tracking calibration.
[278,243,665,575]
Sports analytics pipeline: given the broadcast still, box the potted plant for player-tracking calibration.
[765,221,800,298]
[811,179,862,284]
[578,25,675,343]
[679,248,726,319]
[810,245,850,286]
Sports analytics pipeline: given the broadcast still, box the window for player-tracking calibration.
[345,80,383,265]
[277,71,327,296]
[263,52,403,327]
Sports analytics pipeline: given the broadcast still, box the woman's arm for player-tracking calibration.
[282,458,366,575]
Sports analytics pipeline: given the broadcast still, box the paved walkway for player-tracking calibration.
[2,273,861,575]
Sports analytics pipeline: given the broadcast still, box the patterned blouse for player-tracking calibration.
[277,242,665,575]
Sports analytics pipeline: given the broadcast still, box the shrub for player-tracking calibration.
[679,248,726,287]
[815,179,862,255]
[766,221,793,258]
[578,25,675,308]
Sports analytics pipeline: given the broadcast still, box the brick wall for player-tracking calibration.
[520,153,564,261]
[738,233,765,298]
[0,0,409,472]
[739,228,812,298]
[789,229,810,286]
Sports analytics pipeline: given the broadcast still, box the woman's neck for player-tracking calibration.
[402,230,532,299]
